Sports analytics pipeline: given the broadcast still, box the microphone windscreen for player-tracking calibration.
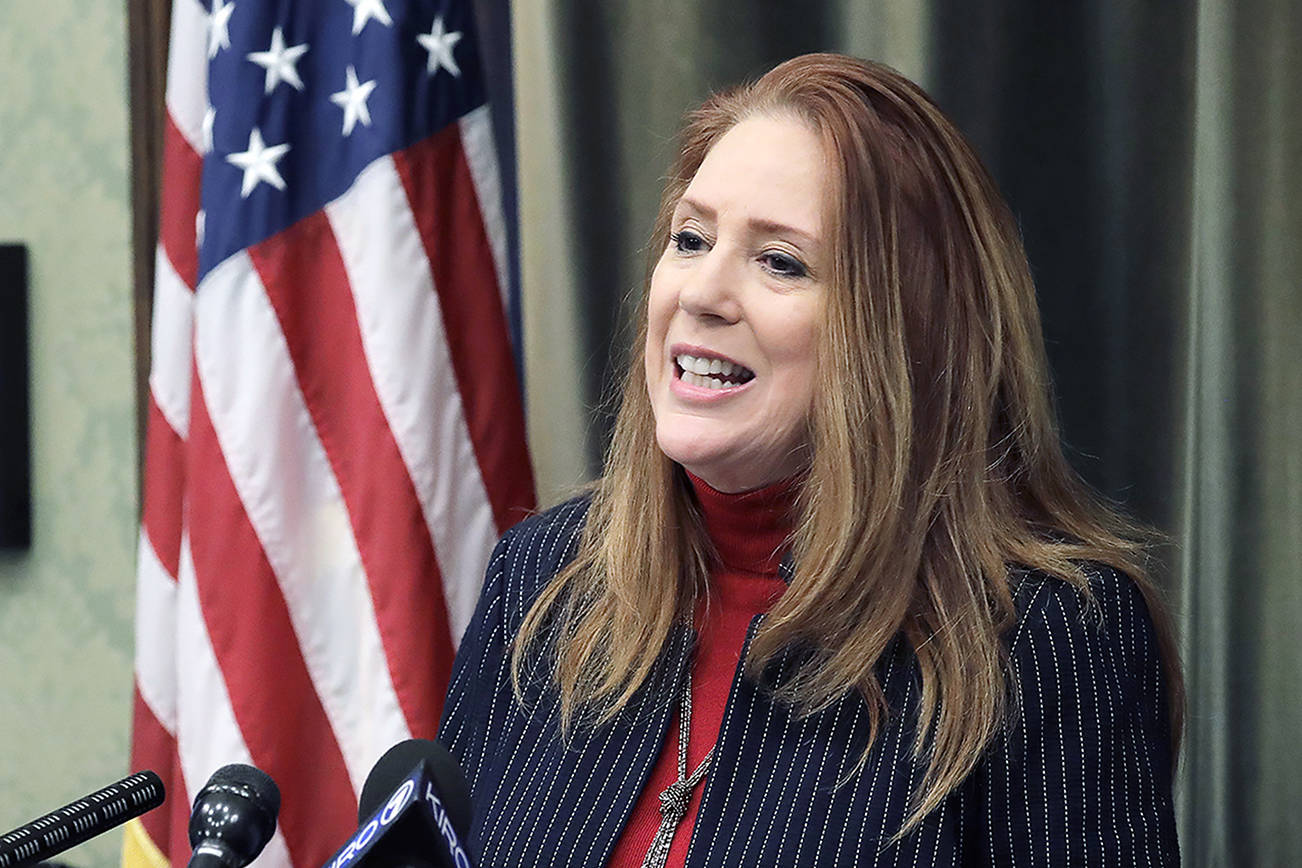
[187,763,281,867]
[0,771,165,868]
[358,740,471,840]
[202,764,281,821]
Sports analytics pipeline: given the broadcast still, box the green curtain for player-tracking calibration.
[512,1,1302,863]
[1179,0,1302,862]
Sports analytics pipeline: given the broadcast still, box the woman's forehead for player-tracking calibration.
[676,114,831,242]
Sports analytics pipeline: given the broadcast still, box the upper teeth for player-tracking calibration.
[677,354,742,377]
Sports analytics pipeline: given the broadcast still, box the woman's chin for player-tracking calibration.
[657,438,737,486]
[658,446,768,494]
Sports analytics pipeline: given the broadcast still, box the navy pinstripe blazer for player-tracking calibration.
[438,498,1179,866]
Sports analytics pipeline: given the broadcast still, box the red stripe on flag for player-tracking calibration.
[186,374,357,867]
[159,114,202,290]
[168,772,189,867]
[128,684,176,855]
[248,214,453,737]
[141,394,184,579]
[392,130,536,533]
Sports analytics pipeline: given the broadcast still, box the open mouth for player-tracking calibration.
[674,353,755,390]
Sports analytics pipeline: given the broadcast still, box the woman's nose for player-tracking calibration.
[676,249,742,323]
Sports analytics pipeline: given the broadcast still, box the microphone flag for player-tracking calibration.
[321,760,471,868]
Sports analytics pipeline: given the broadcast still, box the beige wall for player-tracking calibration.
[0,1,138,865]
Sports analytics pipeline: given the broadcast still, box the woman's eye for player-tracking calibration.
[670,230,707,254]
[761,251,808,278]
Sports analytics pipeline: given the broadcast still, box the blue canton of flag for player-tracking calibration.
[200,0,487,278]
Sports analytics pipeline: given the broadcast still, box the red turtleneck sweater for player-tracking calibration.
[606,474,793,867]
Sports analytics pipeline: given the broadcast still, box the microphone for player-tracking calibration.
[357,740,471,847]
[187,764,281,868]
[0,770,166,868]
[323,739,473,868]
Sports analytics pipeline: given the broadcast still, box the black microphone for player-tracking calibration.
[187,764,281,868]
[357,740,471,846]
[322,739,473,868]
[0,770,166,868]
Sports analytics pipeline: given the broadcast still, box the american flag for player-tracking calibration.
[125,0,534,866]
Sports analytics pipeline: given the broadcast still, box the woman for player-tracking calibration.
[439,53,1181,866]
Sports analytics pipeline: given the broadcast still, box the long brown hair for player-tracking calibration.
[513,53,1183,834]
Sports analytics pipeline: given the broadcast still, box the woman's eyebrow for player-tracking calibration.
[678,196,820,249]
[675,196,715,222]
[747,217,820,250]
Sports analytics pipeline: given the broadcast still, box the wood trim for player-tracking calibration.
[127,0,171,501]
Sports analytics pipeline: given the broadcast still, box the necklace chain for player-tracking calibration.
[638,666,714,868]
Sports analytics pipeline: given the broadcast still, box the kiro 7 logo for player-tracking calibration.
[423,782,472,868]
[329,778,416,868]
[383,780,416,825]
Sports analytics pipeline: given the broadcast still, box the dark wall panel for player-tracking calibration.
[0,243,31,549]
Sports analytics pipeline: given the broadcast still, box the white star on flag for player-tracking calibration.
[417,16,462,77]
[329,66,378,136]
[201,105,216,154]
[208,0,236,58]
[345,0,393,35]
[226,127,290,197]
[247,26,309,94]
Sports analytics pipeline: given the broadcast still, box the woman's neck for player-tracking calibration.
[686,471,796,576]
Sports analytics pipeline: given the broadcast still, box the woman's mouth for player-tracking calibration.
[674,353,755,390]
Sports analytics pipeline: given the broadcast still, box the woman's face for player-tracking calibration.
[645,113,829,493]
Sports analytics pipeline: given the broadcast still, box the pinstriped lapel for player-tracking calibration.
[473,622,693,868]
[682,615,766,866]
[569,625,694,868]
[680,621,928,866]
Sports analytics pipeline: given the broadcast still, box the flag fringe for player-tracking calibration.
[121,817,170,868]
